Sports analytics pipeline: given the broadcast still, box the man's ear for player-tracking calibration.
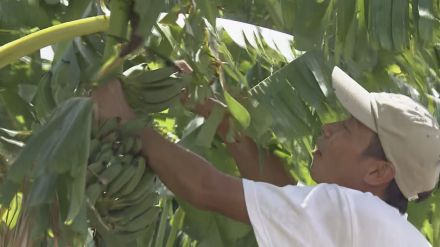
[364,161,395,186]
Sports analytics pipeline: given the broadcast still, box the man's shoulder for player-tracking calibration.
[312,183,399,212]
[296,182,379,202]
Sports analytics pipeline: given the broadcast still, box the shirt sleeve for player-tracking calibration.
[242,179,353,247]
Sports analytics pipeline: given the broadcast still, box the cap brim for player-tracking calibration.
[332,66,377,132]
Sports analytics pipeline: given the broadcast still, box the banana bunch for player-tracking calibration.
[86,117,160,241]
[121,64,191,113]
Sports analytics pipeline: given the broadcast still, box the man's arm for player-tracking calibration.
[191,98,296,186]
[92,80,250,224]
[140,127,250,223]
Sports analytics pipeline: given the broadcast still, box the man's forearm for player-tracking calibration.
[139,127,219,207]
[139,127,249,223]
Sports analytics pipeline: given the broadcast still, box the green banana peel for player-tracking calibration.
[0,15,109,69]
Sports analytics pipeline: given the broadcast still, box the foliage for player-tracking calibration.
[0,0,439,246]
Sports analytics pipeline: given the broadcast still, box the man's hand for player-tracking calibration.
[92,60,190,122]
[180,83,296,186]
[91,79,135,123]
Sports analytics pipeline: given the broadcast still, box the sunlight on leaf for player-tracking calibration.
[1,193,22,229]
[15,116,24,125]
[224,91,250,129]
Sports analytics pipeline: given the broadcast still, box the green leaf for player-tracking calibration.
[289,0,331,50]
[1,192,22,229]
[391,0,409,50]
[0,89,35,130]
[417,0,435,43]
[5,97,92,185]
[368,0,393,50]
[30,205,51,241]
[196,0,219,26]
[224,91,251,129]
[51,43,81,105]
[196,105,225,147]
[64,170,87,225]
[45,0,60,5]
[34,72,57,121]
[158,5,180,26]
[248,51,329,141]
[0,180,20,206]
[132,0,167,39]
[336,0,356,44]
[28,174,58,206]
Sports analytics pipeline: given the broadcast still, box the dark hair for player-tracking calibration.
[362,134,438,214]
[362,134,408,213]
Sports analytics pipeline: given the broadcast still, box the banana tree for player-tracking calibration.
[0,0,439,246]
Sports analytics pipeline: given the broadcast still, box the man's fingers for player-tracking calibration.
[90,79,135,122]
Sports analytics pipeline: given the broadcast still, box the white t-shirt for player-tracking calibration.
[243,179,431,247]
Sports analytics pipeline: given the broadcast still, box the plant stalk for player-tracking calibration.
[165,207,185,247]
[0,16,109,70]
[102,0,131,63]
[154,197,171,247]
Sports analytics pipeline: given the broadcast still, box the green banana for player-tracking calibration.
[99,142,113,152]
[86,182,103,206]
[107,192,158,224]
[88,161,105,174]
[89,138,100,157]
[120,154,134,165]
[125,66,179,85]
[141,92,181,113]
[106,165,137,197]
[141,76,183,89]
[97,117,120,138]
[121,172,156,202]
[86,161,105,183]
[121,136,135,154]
[116,157,146,197]
[86,107,165,238]
[110,225,153,243]
[139,81,184,105]
[131,138,143,154]
[103,131,118,144]
[123,63,148,79]
[114,206,160,232]
[109,189,157,211]
[111,177,156,210]
[98,161,122,185]
[115,144,125,156]
[95,149,114,164]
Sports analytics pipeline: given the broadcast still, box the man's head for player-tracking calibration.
[311,66,440,203]
[311,116,395,199]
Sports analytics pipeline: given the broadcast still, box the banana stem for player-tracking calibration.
[0,16,109,70]
[165,207,185,247]
[102,0,130,63]
[154,197,171,247]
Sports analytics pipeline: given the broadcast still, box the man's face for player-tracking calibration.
[310,116,377,189]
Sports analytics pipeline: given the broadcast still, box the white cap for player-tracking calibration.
[332,66,440,201]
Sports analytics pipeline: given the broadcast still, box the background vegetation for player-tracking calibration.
[0,0,439,246]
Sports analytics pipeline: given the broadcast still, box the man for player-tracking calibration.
[92,65,440,246]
